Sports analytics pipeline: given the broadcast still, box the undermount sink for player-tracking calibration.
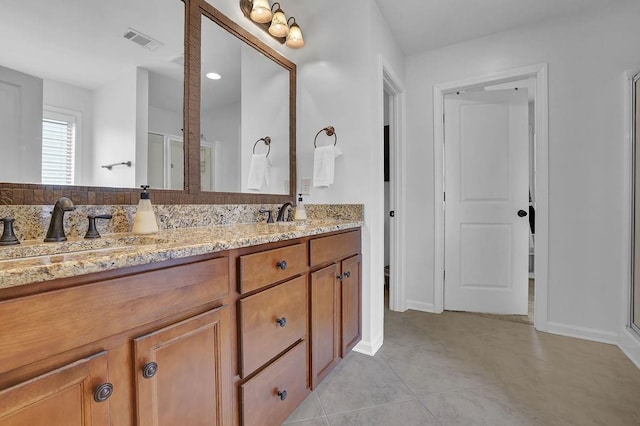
[0,234,170,262]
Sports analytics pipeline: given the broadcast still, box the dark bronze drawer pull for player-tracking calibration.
[94,383,113,402]
[277,390,288,401]
[276,260,288,270]
[276,317,287,327]
[142,362,158,379]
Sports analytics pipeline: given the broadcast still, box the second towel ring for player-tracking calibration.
[314,126,337,147]
[252,136,271,157]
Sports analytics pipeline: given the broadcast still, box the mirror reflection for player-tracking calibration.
[0,0,184,189]
[200,14,290,194]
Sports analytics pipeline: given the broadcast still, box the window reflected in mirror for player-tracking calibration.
[0,0,185,189]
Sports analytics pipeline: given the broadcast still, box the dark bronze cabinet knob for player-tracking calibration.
[276,260,287,270]
[94,383,114,402]
[142,362,158,379]
[277,390,287,401]
[344,271,351,278]
[337,274,344,281]
[276,317,287,327]
[517,209,528,217]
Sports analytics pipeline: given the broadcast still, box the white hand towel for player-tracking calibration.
[247,154,270,190]
[313,145,336,188]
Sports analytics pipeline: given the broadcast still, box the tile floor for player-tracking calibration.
[283,308,640,425]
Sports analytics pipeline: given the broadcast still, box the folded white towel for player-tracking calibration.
[247,154,270,190]
[313,145,336,188]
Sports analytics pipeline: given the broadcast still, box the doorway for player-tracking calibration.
[433,64,549,330]
[380,56,406,313]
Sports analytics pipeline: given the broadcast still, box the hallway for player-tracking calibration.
[284,309,640,425]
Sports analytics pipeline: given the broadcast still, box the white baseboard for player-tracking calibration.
[406,300,436,313]
[546,321,618,345]
[619,328,640,369]
[353,332,384,356]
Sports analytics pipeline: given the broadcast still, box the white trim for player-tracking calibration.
[433,64,549,332]
[379,54,407,313]
[619,328,640,369]
[623,70,639,341]
[546,322,618,345]
[354,332,384,356]
[407,300,436,313]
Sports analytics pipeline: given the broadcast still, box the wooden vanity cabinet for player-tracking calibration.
[236,241,311,426]
[0,351,111,425]
[0,255,232,426]
[309,230,362,389]
[134,307,232,425]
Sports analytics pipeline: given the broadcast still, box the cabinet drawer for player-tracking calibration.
[239,243,307,293]
[239,276,307,377]
[241,341,309,426]
[0,257,229,375]
[310,230,361,267]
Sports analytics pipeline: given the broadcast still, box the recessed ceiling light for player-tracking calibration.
[206,72,221,80]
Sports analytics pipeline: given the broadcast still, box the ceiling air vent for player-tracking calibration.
[123,28,163,51]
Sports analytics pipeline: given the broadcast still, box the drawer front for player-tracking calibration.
[239,243,307,293]
[310,229,361,267]
[239,276,307,377]
[0,257,229,375]
[241,341,309,426]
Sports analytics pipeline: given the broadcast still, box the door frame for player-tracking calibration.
[380,55,407,312]
[622,69,640,368]
[432,63,549,330]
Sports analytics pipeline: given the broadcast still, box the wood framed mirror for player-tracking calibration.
[0,0,295,205]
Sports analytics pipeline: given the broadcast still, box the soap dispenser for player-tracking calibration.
[132,185,159,235]
[294,194,307,220]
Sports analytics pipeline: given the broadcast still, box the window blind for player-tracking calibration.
[42,113,75,185]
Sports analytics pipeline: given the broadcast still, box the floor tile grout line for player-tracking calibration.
[378,350,444,425]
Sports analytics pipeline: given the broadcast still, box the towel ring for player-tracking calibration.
[314,126,337,148]
[252,136,271,157]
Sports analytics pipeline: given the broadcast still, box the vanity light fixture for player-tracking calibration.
[285,17,304,48]
[240,0,304,48]
[206,72,222,80]
[249,0,272,23]
[268,3,288,37]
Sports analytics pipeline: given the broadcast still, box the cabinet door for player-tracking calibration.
[0,351,111,425]
[341,254,362,356]
[310,263,340,389]
[134,307,232,426]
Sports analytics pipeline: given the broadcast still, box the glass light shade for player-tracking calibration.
[268,9,289,38]
[250,0,272,24]
[285,23,304,48]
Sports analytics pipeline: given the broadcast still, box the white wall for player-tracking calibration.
[92,68,138,187]
[0,65,42,183]
[202,101,240,192]
[43,79,94,185]
[404,2,640,342]
[241,44,290,194]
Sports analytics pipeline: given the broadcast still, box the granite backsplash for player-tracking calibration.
[0,204,364,241]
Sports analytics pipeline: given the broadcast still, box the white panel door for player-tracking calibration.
[444,89,529,314]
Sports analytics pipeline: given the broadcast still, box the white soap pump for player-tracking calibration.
[132,185,159,235]
[294,194,307,220]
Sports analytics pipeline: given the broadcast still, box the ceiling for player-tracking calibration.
[372,0,630,55]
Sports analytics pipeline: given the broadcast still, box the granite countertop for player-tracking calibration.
[0,219,362,290]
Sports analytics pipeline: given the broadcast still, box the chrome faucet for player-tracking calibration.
[276,202,293,222]
[44,197,76,242]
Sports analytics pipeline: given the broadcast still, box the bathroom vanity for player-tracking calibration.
[0,221,361,425]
